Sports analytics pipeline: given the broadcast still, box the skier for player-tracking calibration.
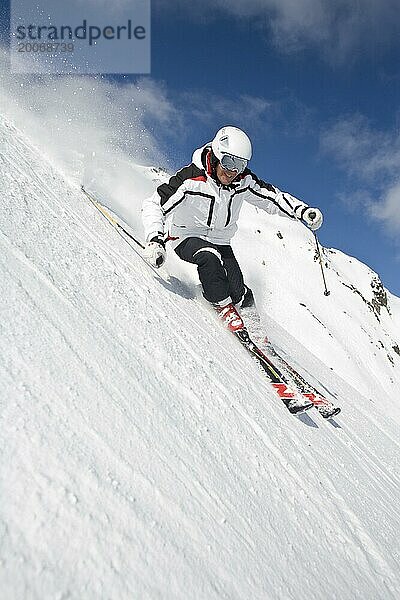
[142,126,323,335]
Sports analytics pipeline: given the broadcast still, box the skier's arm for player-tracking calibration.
[244,171,323,229]
[142,163,204,242]
[244,171,308,219]
[142,190,165,243]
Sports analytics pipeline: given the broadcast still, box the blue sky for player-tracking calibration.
[1,0,399,295]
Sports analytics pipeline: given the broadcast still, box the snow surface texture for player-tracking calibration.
[1,114,400,600]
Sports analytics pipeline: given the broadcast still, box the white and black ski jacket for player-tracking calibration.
[142,144,310,246]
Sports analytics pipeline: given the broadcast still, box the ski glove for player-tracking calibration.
[302,207,323,231]
[143,236,166,268]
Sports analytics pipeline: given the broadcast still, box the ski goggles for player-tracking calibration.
[219,153,248,174]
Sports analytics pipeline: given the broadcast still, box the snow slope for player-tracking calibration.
[1,115,400,599]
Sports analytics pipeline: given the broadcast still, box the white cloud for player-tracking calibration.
[321,114,400,234]
[180,91,273,133]
[320,115,400,181]
[369,183,400,233]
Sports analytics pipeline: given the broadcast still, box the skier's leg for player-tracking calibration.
[175,237,231,304]
[218,245,254,307]
[175,238,246,332]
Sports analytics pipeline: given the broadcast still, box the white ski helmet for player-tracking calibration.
[211,126,252,162]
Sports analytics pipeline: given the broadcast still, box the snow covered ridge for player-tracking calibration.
[1,114,400,599]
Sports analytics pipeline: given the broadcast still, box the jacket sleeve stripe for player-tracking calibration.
[247,188,293,218]
[207,198,216,226]
[225,197,233,226]
[163,194,186,215]
[282,193,296,212]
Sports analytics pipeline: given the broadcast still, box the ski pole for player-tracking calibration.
[313,230,330,296]
[81,185,145,249]
[80,185,171,280]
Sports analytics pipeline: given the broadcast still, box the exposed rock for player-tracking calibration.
[341,275,391,322]
[371,276,391,316]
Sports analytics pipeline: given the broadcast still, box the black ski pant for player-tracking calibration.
[175,237,246,304]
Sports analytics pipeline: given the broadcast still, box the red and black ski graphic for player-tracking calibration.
[235,330,314,415]
[262,340,341,419]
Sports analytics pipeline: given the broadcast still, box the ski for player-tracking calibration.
[80,186,169,279]
[81,186,145,249]
[262,340,341,419]
[239,306,341,419]
[234,329,314,416]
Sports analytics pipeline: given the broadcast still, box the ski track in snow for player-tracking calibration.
[1,116,400,599]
